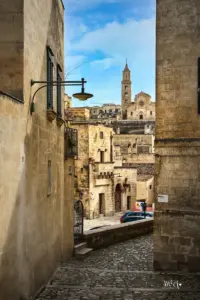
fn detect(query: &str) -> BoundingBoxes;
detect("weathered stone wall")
[84,218,154,250]
[63,157,75,261]
[0,0,24,99]
[71,124,89,204]
[136,176,154,204]
[113,134,154,163]
[89,125,113,162]
[114,167,137,211]
[154,0,200,271]
[0,1,74,299]
[69,108,90,120]
[88,125,114,218]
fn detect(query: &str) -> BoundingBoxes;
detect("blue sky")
[63,0,155,107]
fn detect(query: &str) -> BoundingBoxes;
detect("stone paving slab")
[36,234,200,300]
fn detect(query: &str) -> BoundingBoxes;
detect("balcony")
[94,162,114,174]
[64,127,78,159]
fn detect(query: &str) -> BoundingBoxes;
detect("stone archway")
[115,183,122,212]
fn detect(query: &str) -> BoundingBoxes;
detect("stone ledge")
[83,218,154,250]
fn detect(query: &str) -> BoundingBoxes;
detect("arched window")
[139,114,143,120]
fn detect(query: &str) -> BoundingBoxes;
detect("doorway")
[127,196,131,210]
[115,184,122,212]
[100,151,104,162]
[99,193,105,215]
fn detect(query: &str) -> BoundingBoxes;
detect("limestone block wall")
[71,124,89,205]
[136,177,154,204]
[0,1,73,299]
[89,180,114,219]
[154,0,200,271]
[63,157,75,260]
[0,0,24,99]
[89,125,113,162]
[114,167,137,211]
[69,108,90,120]
[113,134,154,163]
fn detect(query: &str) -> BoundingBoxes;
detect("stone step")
[75,248,93,260]
[73,242,87,255]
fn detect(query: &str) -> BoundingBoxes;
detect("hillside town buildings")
[65,62,156,219]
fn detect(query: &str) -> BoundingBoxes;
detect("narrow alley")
[36,234,200,300]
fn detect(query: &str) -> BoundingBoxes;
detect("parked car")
[120,211,153,223]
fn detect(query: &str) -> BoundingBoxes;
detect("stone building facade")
[113,134,155,164]
[69,108,137,219]
[154,0,200,271]
[0,1,75,299]
[127,92,155,121]
[88,104,121,124]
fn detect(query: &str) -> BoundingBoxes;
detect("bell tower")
[121,60,132,119]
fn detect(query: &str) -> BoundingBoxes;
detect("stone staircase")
[73,242,93,260]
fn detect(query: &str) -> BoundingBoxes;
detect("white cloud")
[72,18,155,64]
[90,58,116,70]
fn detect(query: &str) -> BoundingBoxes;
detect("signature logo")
[164,280,182,289]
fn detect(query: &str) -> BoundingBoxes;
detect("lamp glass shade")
[72,92,93,101]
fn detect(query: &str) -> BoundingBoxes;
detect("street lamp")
[72,78,93,101]
[30,77,93,114]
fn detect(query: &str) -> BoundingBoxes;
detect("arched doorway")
[115,184,122,212]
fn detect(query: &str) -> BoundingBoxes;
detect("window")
[47,160,51,196]
[139,114,143,120]
[100,131,104,139]
[131,112,133,116]
[115,108,118,113]
[100,151,104,162]
[57,65,62,118]
[81,168,83,173]
[47,47,54,110]
[150,111,152,115]
[137,146,149,154]
[125,86,128,90]
[127,196,131,210]
[149,185,152,190]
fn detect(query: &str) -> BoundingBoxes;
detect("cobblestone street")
[36,234,200,300]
